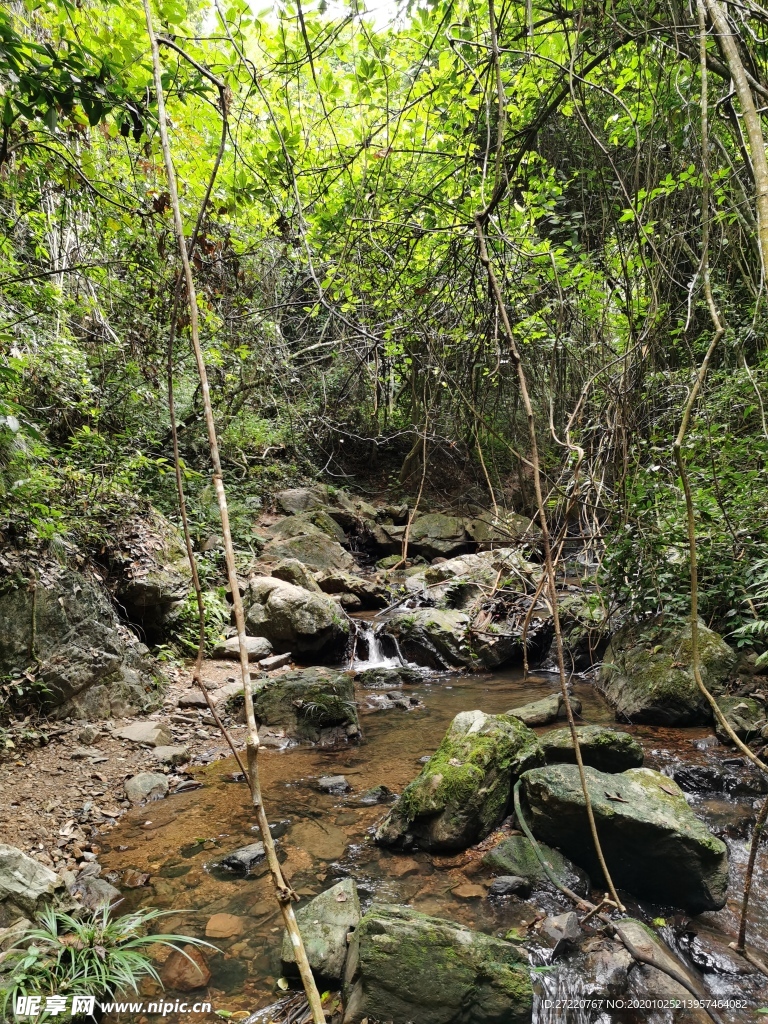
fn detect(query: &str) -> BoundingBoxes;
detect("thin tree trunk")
[140,4,325,1019]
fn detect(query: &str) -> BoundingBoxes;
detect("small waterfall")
[351,621,407,670]
[531,963,592,1024]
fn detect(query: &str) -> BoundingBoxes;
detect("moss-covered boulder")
[244,576,351,656]
[714,695,767,742]
[270,558,323,593]
[508,693,566,726]
[384,607,471,669]
[373,513,472,560]
[482,834,590,897]
[341,904,532,1024]
[540,725,644,773]
[521,764,729,912]
[281,878,361,982]
[557,593,609,672]
[248,667,360,745]
[266,511,348,545]
[375,710,542,851]
[599,619,737,725]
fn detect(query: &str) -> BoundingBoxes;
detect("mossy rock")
[341,903,532,1024]
[521,764,729,913]
[714,695,767,743]
[375,710,543,851]
[249,667,360,744]
[599,619,737,725]
[482,834,590,897]
[244,576,351,655]
[540,725,644,773]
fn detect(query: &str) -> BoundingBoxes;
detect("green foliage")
[172,586,230,656]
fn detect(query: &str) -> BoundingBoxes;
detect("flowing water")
[99,664,768,1024]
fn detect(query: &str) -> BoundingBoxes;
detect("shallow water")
[99,668,768,1022]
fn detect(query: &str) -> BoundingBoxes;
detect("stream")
[99,658,768,1024]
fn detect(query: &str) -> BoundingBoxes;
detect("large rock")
[482,835,590,897]
[342,904,532,1024]
[244,576,351,656]
[408,513,472,559]
[213,635,273,661]
[124,771,169,804]
[0,845,67,925]
[599,619,737,725]
[161,945,211,991]
[384,608,471,669]
[266,511,347,546]
[271,559,323,593]
[465,511,538,548]
[556,593,609,672]
[275,486,334,514]
[114,720,172,746]
[540,725,644,773]
[316,570,390,610]
[521,764,729,912]
[259,531,355,573]
[375,710,542,851]
[508,693,572,727]
[250,667,360,745]
[281,878,361,982]
[0,568,158,717]
[714,696,767,742]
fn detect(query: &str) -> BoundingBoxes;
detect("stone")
[275,486,333,514]
[355,665,423,688]
[177,691,208,708]
[152,745,189,766]
[540,725,644,773]
[452,882,486,899]
[124,772,169,804]
[599,619,737,725]
[70,875,121,911]
[114,721,172,747]
[407,513,472,559]
[259,652,292,671]
[271,559,323,592]
[77,724,100,745]
[318,775,350,794]
[218,842,266,874]
[521,764,729,913]
[0,568,158,717]
[542,911,580,943]
[384,608,472,669]
[205,913,245,939]
[465,511,538,548]
[387,857,421,878]
[556,594,609,672]
[487,875,530,897]
[375,710,542,851]
[161,945,211,991]
[0,844,65,921]
[355,785,396,806]
[244,576,350,656]
[508,693,569,727]
[281,878,361,982]
[260,525,355,573]
[341,904,532,1024]
[213,636,273,661]
[482,835,590,897]
[266,512,347,545]
[714,696,767,742]
[316,570,389,610]
[618,920,704,1003]
[251,668,360,745]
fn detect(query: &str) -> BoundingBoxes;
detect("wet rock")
[271,558,323,592]
[251,668,360,745]
[542,911,580,943]
[521,764,729,913]
[714,695,767,742]
[161,944,211,991]
[213,636,273,661]
[318,775,350,794]
[508,693,571,727]
[672,759,768,796]
[384,607,471,669]
[341,903,532,1024]
[556,593,609,672]
[218,842,266,874]
[618,919,703,1003]
[70,874,121,911]
[355,785,396,806]
[317,570,390,610]
[375,710,542,851]
[487,875,530,897]
[599,619,737,725]
[152,745,189,766]
[244,576,351,656]
[355,665,423,688]
[540,725,644,773]
[124,772,169,804]
[452,882,486,899]
[0,568,158,717]
[678,926,756,975]
[482,835,590,898]
[205,913,245,939]
[281,878,361,982]
[114,720,172,747]
[0,845,68,923]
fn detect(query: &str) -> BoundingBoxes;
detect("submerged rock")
[341,903,532,1024]
[521,764,729,912]
[482,835,590,897]
[250,667,360,745]
[375,710,542,851]
[540,725,644,773]
[599,619,736,725]
[244,576,351,656]
[281,878,361,982]
[161,945,211,991]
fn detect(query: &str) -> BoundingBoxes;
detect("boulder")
[244,576,351,656]
[375,710,542,851]
[275,486,333,514]
[482,835,590,897]
[487,876,530,897]
[714,696,767,742]
[260,532,355,572]
[266,512,347,546]
[355,665,423,688]
[384,608,471,669]
[408,513,472,559]
[556,594,609,672]
[619,920,707,1004]
[70,874,121,911]
[540,725,644,773]
[465,511,537,548]
[281,878,361,982]
[271,559,322,593]
[0,845,67,925]
[0,568,158,717]
[250,667,360,745]
[316,570,390,610]
[161,945,211,991]
[508,693,575,727]
[213,635,273,661]
[124,772,169,804]
[521,764,729,912]
[599,619,737,725]
[114,720,172,747]
[341,904,532,1024]
[153,745,189,766]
